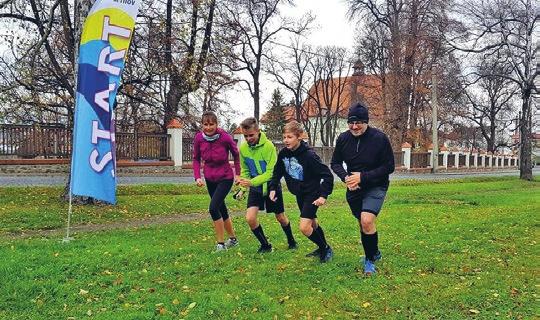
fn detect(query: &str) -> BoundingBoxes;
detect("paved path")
[0,169,536,186]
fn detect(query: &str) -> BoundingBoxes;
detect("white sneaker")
[215,243,227,252]
[224,238,239,248]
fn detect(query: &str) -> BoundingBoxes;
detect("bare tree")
[268,37,313,124]
[305,46,352,146]
[448,0,539,180]
[0,0,239,131]
[461,55,519,152]
[221,0,310,120]
[163,0,216,129]
[0,0,78,124]
[348,0,455,150]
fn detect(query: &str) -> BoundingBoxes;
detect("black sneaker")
[257,244,273,253]
[288,241,298,250]
[319,246,333,263]
[305,247,321,257]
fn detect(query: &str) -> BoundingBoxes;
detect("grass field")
[0,177,539,319]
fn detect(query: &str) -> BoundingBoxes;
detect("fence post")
[167,119,183,167]
[402,142,412,170]
[428,143,437,169]
[453,150,460,168]
[440,146,449,169]
[232,127,244,148]
[472,150,478,168]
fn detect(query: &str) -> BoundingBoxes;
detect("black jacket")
[269,141,334,198]
[330,127,395,188]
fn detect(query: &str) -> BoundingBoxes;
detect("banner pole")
[63,190,75,243]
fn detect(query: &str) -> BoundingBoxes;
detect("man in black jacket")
[269,121,335,262]
[331,102,395,275]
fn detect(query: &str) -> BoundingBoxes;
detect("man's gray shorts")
[346,186,388,219]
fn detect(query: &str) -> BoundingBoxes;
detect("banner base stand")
[62,236,75,243]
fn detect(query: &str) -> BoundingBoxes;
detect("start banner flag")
[70,0,141,204]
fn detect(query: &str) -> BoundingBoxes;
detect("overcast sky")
[226,0,356,119]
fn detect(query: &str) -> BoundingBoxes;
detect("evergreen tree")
[264,88,286,142]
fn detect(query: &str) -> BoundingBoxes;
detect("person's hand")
[269,190,277,202]
[237,178,252,188]
[196,178,204,187]
[312,197,326,206]
[345,172,361,190]
[234,175,241,184]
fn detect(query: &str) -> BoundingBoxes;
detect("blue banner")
[70,0,141,204]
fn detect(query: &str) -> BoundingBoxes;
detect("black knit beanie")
[347,102,369,123]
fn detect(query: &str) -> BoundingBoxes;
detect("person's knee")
[209,201,221,217]
[360,214,376,233]
[275,213,288,225]
[209,207,222,221]
[221,212,230,221]
[245,211,258,227]
[299,221,312,236]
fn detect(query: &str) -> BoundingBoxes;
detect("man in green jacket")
[236,117,297,253]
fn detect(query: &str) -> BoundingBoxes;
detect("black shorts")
[346,186,388,219]
[247,186,285,214]
[295,194,319,219]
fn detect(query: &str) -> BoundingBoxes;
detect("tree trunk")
[519,92,533,180]
[62,0,94,202]
[253,75,260,120]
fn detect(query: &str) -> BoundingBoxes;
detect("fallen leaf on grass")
[362,302,371,308]
[469,309,480,314]
[79,289,89,295]
[279,296,290,304]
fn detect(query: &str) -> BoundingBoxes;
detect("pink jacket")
[192,128,240,182]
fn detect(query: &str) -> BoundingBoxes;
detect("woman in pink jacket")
[193,111,241,251]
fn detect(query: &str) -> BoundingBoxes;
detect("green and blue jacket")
[239,131,277,195]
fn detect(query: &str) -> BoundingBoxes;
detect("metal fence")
[411,152,430,168]
[459,154,466,166]
[116,132,170,160]
[182,134,195,162]
[0,124,170,160]
[394,151,404,167]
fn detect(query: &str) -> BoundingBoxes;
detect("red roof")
[261,74,384,124]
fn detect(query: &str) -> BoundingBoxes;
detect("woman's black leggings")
[206,179,233,221]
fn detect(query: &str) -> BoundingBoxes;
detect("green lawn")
[1,177,539,319]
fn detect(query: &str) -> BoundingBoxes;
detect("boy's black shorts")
[295,193,320,219]
[247,186,285,214]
